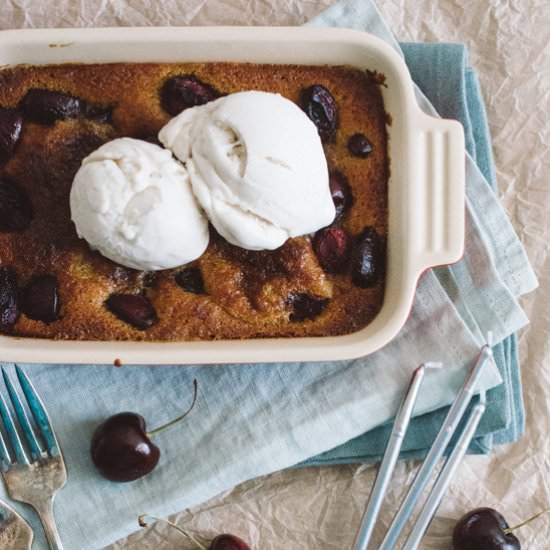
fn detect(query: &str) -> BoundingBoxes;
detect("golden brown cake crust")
[0,62,388,341]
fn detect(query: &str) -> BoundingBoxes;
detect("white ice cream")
[70,138,209,271]
[158,91,335,250]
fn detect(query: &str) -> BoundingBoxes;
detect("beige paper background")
[1,0,548,548]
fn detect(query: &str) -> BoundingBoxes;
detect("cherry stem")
[503,506,550,534]
[146,379,198,437]
[138,514,208,550]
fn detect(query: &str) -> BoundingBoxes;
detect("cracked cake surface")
[0,62,388,341]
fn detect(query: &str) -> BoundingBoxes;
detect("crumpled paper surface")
[1,0,548,548]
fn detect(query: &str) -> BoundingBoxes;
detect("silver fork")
[0,364,67,550]
[0,498,33,549]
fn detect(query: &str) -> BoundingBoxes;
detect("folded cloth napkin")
[303,41,523,465]
[0,1,537,549]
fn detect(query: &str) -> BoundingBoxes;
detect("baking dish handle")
[412,113,465,272]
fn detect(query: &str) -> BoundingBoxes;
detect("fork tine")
[15,365,59,457]
[1,367,42,462]
[0,387,28,465]
[0,426,11,471]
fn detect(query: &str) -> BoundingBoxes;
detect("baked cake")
[0,62,388,341]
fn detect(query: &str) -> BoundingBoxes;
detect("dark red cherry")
[175,267,205,294]
[160,75,219,116]
[20,274,60,323]
[0,267,19,331]
[91,412,159,482]
[19,88,84,125]
[453,508,520,550]
[0,177,33,232]
[329,171,353,220]
[351,226,384,288]
[288,292,329,322]
[92,380,198,482]
[348,133,373,157]
[209,534,251,550]
[312,227,350,273]
[105,294,158,330]
[138,514,252,550]
[299,84,338,142]
[0,108,23,164]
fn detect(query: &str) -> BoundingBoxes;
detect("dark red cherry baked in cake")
[0,62,388,341]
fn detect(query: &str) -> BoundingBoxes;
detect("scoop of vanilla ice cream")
[158,91,335,250]
[70,138,209,271]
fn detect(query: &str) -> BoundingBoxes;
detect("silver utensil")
[0,498,33,550]
[401,393,487,549]
[0,364,66,550]
[352,336,493,549]
[379,341,493,549]
[353,362,441,550]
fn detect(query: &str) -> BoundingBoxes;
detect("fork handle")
[33,498,64,550]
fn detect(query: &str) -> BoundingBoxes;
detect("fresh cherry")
[348,133,373,157]
[91,380,198,482]
[20,274,60,323]
[299,84,338,142]
[0,267,19,331]
[91,412,159,482]
[160,75,219,116]
[209,534,251,550]
[0,107,23,164]
[138,514,252,550]
[454,506,550,550]
[453,508,520,550]
[329,171,353,220]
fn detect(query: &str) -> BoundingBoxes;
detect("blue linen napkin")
[0,1,538,549]
[303,42,523,465]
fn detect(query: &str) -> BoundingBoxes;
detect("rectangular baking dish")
[0,26,464,365]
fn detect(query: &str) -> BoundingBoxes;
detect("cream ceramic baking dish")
[0,26,464,365]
